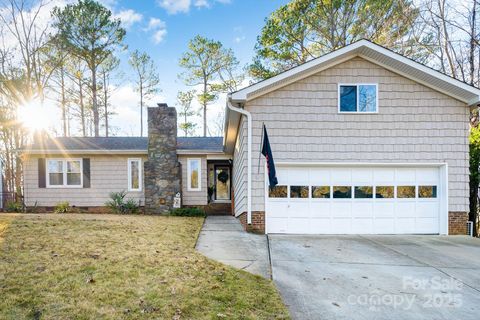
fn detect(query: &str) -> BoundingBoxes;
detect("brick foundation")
[236,211,468,235]
[449,211,468,235]
[238,211,265,234]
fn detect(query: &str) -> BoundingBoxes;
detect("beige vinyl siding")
[24,154,146,207]
[240,57,469,213]
[178,155,207,206]
[232,116,247,216]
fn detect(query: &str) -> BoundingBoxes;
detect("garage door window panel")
[290,186,309,198]
[333,186,352,198]
[269,185,288,198]
[312,186,331,198]
[397,186,416,198]
[418,186,437,198]
[354,186,373,198]
[375,186,394,198]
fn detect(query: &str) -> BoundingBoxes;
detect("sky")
[89,0,289,136]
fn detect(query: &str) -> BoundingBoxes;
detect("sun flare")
[18,99,54,132]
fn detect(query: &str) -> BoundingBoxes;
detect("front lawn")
[0,214,289,319]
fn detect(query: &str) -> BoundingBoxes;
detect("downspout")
[227,99,252,225]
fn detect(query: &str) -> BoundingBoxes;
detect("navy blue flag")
[261,124,278,189]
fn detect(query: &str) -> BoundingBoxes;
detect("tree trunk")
[79,78,86,137]
[91,66,100,137]
[140,83,143,137]
[469,0,477,85]
[439,0,457,78]
[184,111,188,137]
[203,81,207,137]
[61,67,67,136]
[14,132,22,198]
[103,71,108,137]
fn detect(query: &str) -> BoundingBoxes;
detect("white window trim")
[46,158,83,188]
[127,158,142,192]
[338,83,379,114]
[187,158,202,191]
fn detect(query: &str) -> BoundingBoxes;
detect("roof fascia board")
[176,150,225,155]
[357,54,472,104]
[468,97,480,106]
[24,149,225,155]
[231,40,480,104]
[360,42,480,98]
[240,55,355,102]
[231,40,365,101]
[22,149,148,155]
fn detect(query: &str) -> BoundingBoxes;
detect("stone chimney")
[144,103,181,214]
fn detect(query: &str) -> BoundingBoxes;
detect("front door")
[215,166,231,201]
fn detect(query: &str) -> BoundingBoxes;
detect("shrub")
[170,207,205,217]
[123,199,139,214]
[105,191,139,214]
[5,201,23,213]
[27,201,39,213]
[54,201,70,213]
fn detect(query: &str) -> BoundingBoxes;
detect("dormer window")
[338,84,378,113]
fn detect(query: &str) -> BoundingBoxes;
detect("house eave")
[230,39,480,105]
[20,149,148,155]
[22,149,228,156]
[176,150,226,155]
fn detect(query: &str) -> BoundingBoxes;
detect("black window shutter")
[38,158,46,188]
[83,158,90,188]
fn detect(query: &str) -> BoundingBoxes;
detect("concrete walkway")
[195,216,270,278]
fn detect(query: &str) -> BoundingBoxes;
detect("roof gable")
[230,40,480,106]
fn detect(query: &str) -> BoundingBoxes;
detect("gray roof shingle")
[23,136,224,152]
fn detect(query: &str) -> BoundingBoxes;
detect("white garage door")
[265,166,443,234]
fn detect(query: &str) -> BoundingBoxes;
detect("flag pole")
[257,122,265,174]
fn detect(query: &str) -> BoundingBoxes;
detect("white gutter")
[21,149,148,155]
[227,99,252,224]
[22,149,227,156]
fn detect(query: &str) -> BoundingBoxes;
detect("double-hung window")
[187,158,201,191]
[128,158,142,191]
[47,159,82,187]
[339,84,378,113]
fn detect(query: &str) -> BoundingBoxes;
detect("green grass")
[0,214,289,319]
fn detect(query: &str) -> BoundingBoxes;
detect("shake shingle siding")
[233,116,247,216]
[240,57,469,213]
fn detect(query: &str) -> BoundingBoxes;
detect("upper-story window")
[339,84,378,113]
[187,158,201,191]
[47,159,82,187]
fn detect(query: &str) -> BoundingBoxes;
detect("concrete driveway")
[269,235,480,320]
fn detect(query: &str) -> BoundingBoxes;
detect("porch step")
[204,202,232,216]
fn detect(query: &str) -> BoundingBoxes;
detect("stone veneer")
[144,104,181,214]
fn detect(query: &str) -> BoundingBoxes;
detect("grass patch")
[0,214,289,319]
